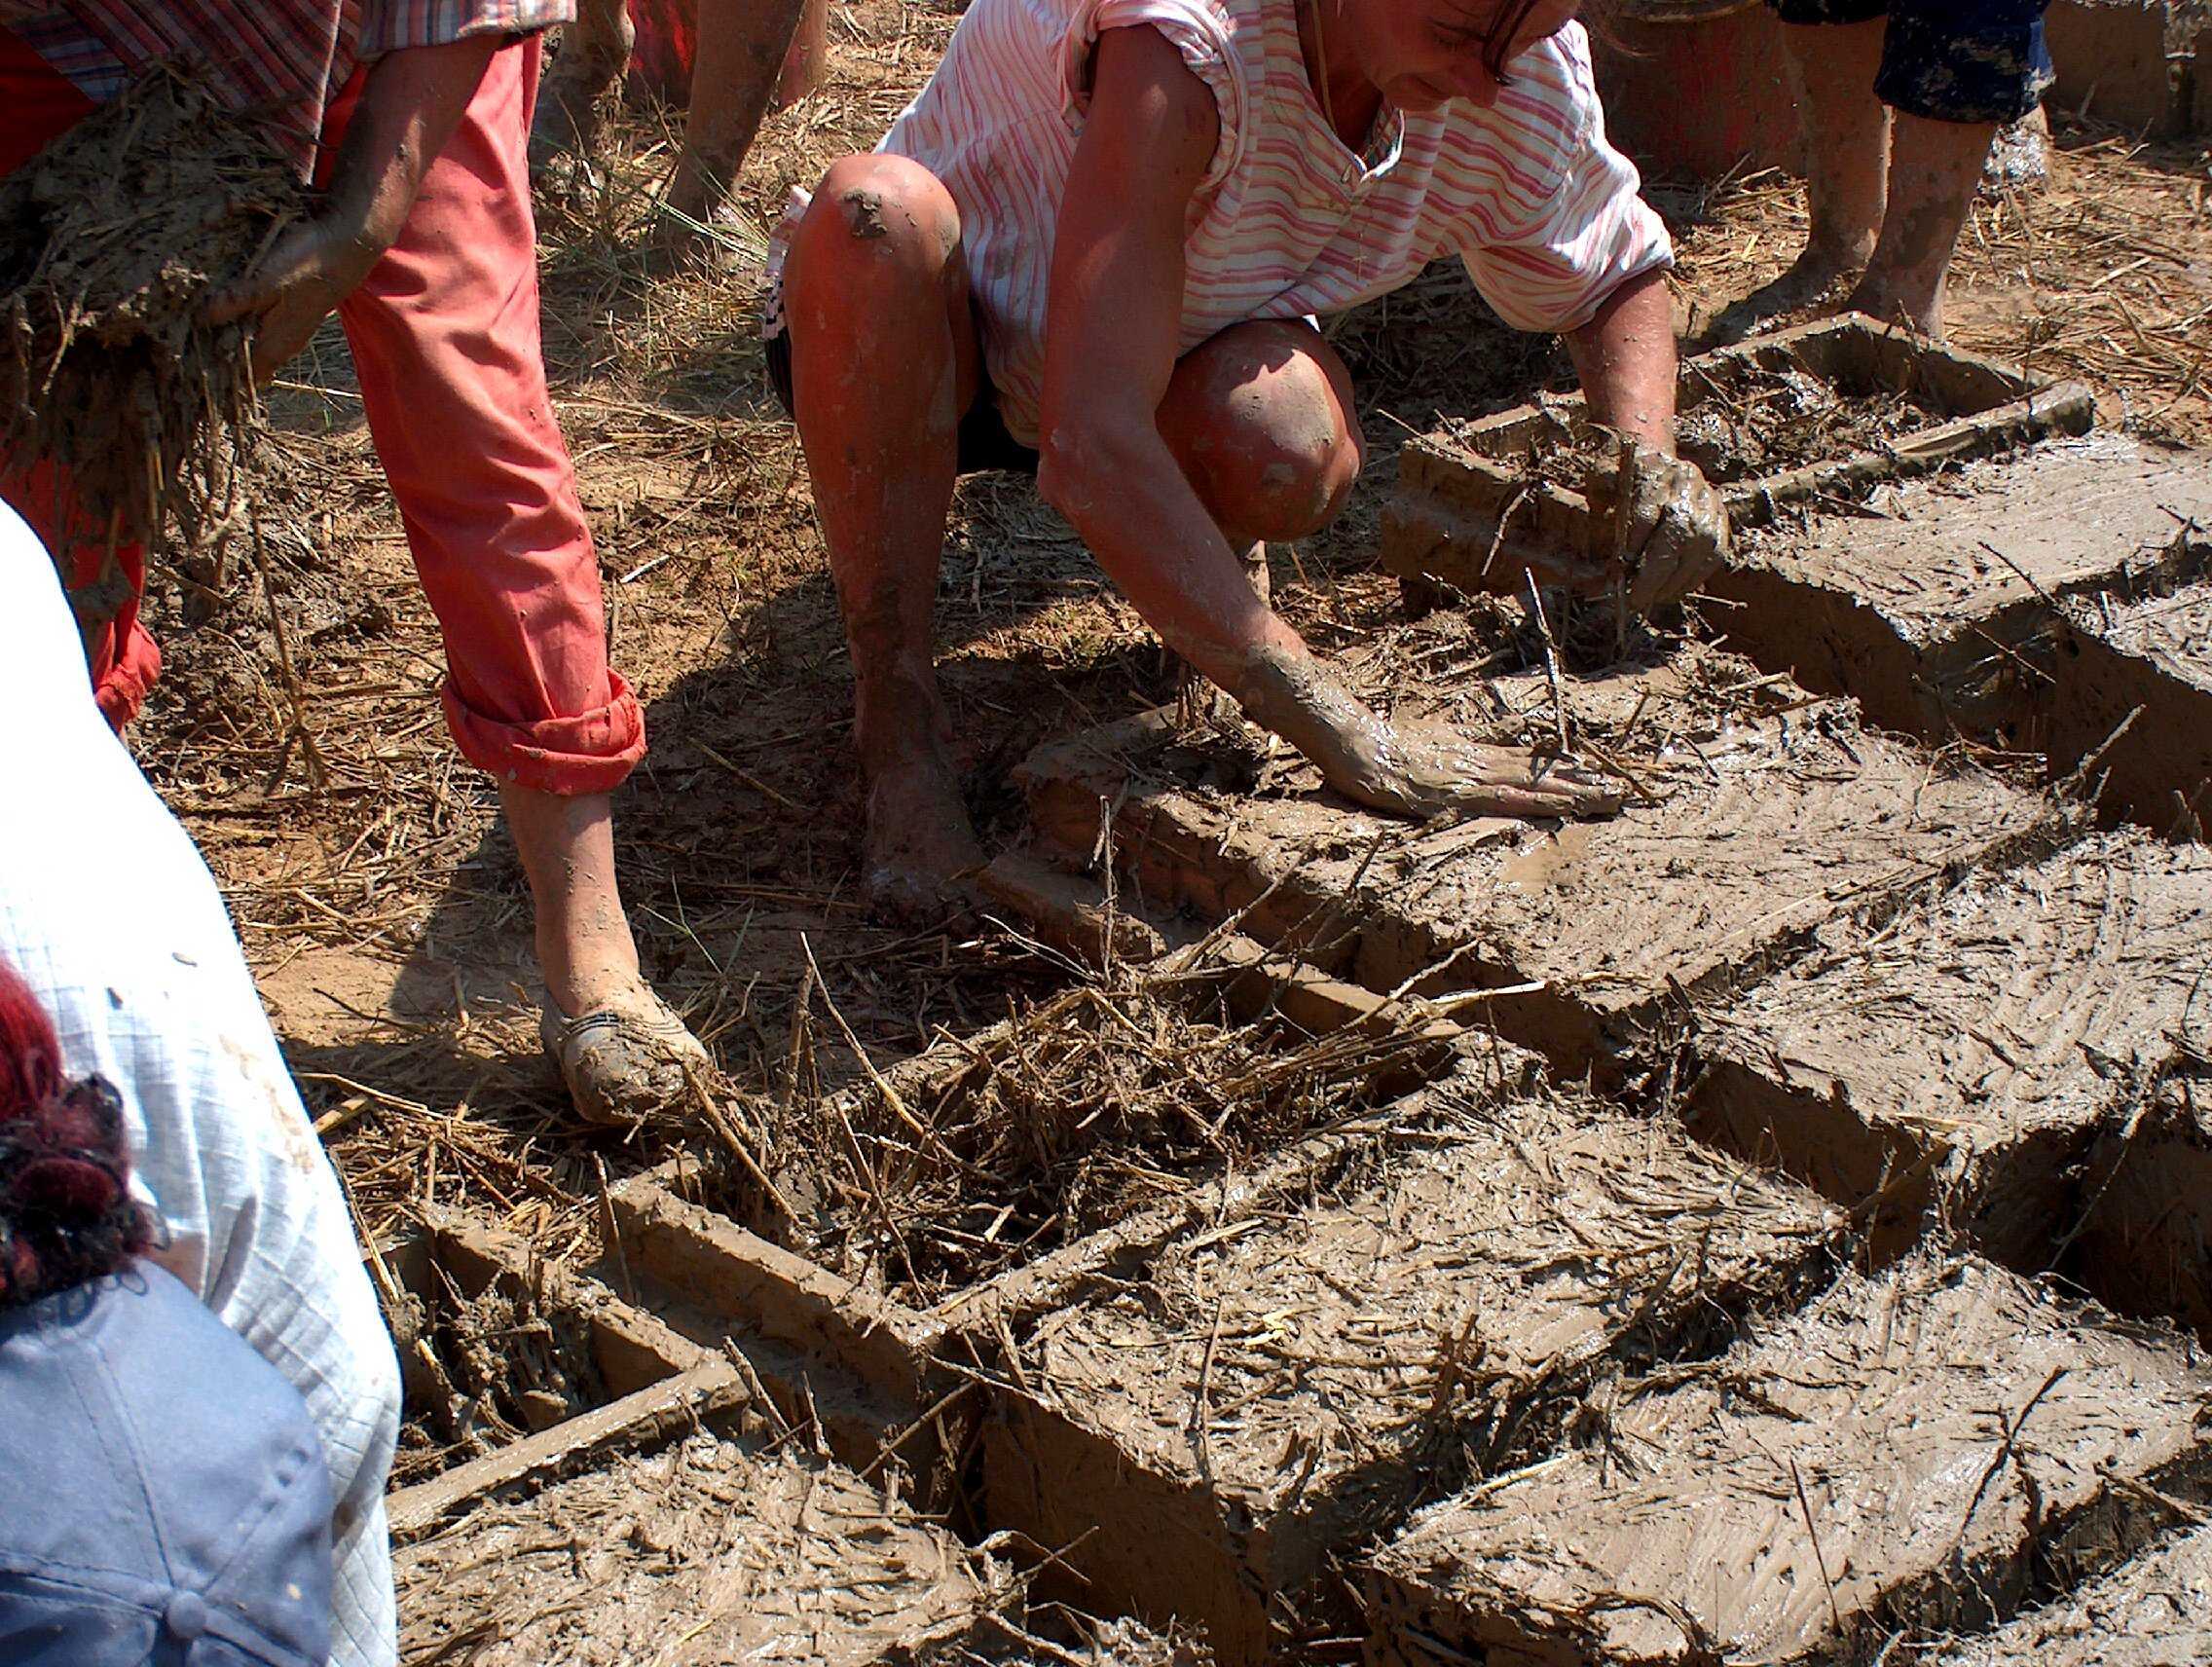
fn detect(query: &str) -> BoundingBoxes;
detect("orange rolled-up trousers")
[0,25,645,795]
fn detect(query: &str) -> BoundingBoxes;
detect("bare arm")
[205,36,498,377]
[1037,28,1617,819]
[1563,266,1677,451]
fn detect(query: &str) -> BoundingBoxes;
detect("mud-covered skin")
[1228,644,1621,821]
[1585,434,1731,613]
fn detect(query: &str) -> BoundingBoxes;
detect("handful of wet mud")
[0,65,308,602]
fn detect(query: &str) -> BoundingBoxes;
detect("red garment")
[12,0,575,177]
[0,26,645,794]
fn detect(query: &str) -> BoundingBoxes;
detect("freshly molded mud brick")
[1685,832,2212,1265]
[1927,1523,2212,1666]
[1715,435,2212,745]
[980,1083,1842,1664]
[1018,648,2051,1074]
[2050,578,2212,832]
[1363,1253,2212,1667]
[1382,316,2091,600]
[395,1431,1011,1666]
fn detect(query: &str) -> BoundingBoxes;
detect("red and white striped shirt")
[772,0,1670,447]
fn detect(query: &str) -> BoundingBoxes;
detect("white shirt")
[0,501,400,1667]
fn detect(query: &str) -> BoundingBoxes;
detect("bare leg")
[1711,19,1887,340]
[775,0,829,108]
[500,784,644,1008]
[532,0,633,166]
[663,0,812,243]
[1846,110,1996,337]
[783,154,983,914]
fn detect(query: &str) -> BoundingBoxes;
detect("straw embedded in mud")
[0,64,306,601]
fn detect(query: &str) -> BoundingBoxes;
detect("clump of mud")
[388,1259,605,1484]
[0,65,307,590]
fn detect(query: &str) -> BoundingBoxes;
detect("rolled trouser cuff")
[443,666,646,796]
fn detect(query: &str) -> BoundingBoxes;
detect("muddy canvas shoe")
[540,984,712,1128]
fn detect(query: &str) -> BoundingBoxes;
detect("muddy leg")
[662,0,811,252]
[1847,110,1995,337]
[1710,19,1887,341]
[784,154,983,915]
[533,0,633,167]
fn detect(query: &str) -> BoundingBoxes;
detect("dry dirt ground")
[123,0,2212,1271]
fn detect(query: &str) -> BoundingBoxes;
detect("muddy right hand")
[1328,716,1622,822]
[1585,435,1730,613]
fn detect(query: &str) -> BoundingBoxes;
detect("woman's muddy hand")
[1332,716,1622,820]
[1586,435,1730,613]
[1228,643,1621,823]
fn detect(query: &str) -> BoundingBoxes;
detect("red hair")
[0,958,149,1307]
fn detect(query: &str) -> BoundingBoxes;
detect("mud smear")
[1368,1252,2212,1667]
[0,66,306,578]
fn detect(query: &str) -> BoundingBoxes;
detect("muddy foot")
[541,982,712,1128]
[529,12,631,181]
[862,754,985,920]
[1700,248,1859,349]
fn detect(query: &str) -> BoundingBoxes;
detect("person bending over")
[770,0,1728,913]
[0,958,337,1667]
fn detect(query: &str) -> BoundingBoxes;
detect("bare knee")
[789,154,960,288]
[1160,322,1365,543]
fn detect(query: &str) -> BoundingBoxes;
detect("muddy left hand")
[1586,436,1730,614]
[203,212,387,384]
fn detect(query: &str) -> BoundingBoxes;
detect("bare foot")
[861,751,985,917]
[1701,245,1862,348]
[1842,272,1941,338]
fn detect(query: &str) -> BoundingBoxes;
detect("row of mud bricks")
[384,318,2211,1665]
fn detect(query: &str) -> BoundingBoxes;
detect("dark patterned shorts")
[1764,0,2053,125]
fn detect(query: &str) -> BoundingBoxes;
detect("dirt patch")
[0,66,303,572]
[1364,1251,2212,1667]
[393,1431,1009,1665]
[1717,433,2212,746]
[1926,1521,2212,1666]
[1018,630,2052,1075]
[2050,576,2212,834]
[982,1076,1841,1663]
[1684,830,2212,1268]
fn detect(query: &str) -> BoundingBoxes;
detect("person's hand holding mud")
[1582,432,1731,614]
[204,37,498,380]
[1229,643,1620,821]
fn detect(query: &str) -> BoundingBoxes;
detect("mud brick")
[1929,1523,2212,1666]
[1363,1253,2212,1667]
[395,1431,1013,1666]
[979,1081,1843,1664]
[2049,578,2212,832]
[1684,832,2212,1268]
[1018,646,2051,1075]
[1715,435,2212,746]
[1381,316,2090,602]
